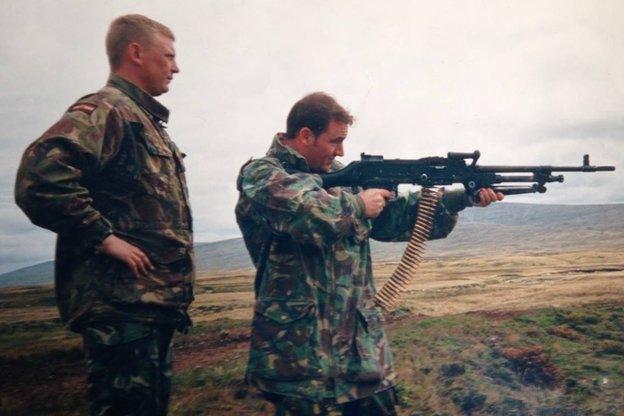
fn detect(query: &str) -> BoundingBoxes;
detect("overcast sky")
[1,0,622,273]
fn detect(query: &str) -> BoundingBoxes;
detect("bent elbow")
[429,213,458,240]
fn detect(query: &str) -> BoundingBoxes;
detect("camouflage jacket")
[235,134,467,403]
[15,74,194,332]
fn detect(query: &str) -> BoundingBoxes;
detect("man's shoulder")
[68,85,136,117]
[59,89,118,125]
[239,155,283,178]
[236,155,303,197]
[38,88,132,143]
[54,84,145,130]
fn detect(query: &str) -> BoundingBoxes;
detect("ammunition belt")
[375,187,441,311]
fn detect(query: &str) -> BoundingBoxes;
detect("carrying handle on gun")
[448,150,480,166]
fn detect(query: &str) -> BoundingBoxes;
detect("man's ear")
[299,127,315,146]
[126,42,143,66]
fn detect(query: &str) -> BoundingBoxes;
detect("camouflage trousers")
[81,321,175,416]
[264,388,397,416]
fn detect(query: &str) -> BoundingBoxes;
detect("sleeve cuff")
[346,192,371,242]
[351,193,367,219]
[81,216,113,247]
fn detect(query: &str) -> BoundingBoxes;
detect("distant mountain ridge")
[2,203,623,287]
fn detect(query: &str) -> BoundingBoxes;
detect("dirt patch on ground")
[502,346,562,388]
[173,327,251,371]
[0,329,253,415]
[0,352,87,414]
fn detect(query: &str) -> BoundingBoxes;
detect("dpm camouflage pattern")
[235,135,467,403]
[82,321,175,416]
[15,74,194,331]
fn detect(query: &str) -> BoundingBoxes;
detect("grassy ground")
[1,249,623,415]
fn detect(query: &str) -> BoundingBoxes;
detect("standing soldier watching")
[15,14,193,415]
[235,92,502,415]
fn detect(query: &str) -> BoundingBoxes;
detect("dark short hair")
[285,92,354,138]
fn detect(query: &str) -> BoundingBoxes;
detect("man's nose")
[335,143,344,157]
[172,60,180,74]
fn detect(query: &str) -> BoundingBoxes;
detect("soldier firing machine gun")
[317,151,615,311]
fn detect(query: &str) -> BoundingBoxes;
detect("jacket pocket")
[129,122,179,200]
[130,121,173,158]
[99,247,193,307]
[344,307,390,382]
[248,299,321,381]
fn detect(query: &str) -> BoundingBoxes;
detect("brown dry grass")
[190,248,624,321]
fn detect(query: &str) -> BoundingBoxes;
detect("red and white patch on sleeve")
[69,103,97,115]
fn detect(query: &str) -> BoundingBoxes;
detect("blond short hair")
[106,14,174,70]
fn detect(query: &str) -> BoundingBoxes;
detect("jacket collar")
[266,133,344,173]
[266,133,312,172]
[107,73,170,123]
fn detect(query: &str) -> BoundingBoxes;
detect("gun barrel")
[496,174,564,183]
[545,166,614,172]
[477,165,615,173]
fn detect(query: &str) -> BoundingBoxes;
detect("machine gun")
[318,151,615,311]
[319,150,615,198]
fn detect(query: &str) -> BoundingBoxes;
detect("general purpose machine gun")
[319,150,615,198]
[317,151,615,311]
